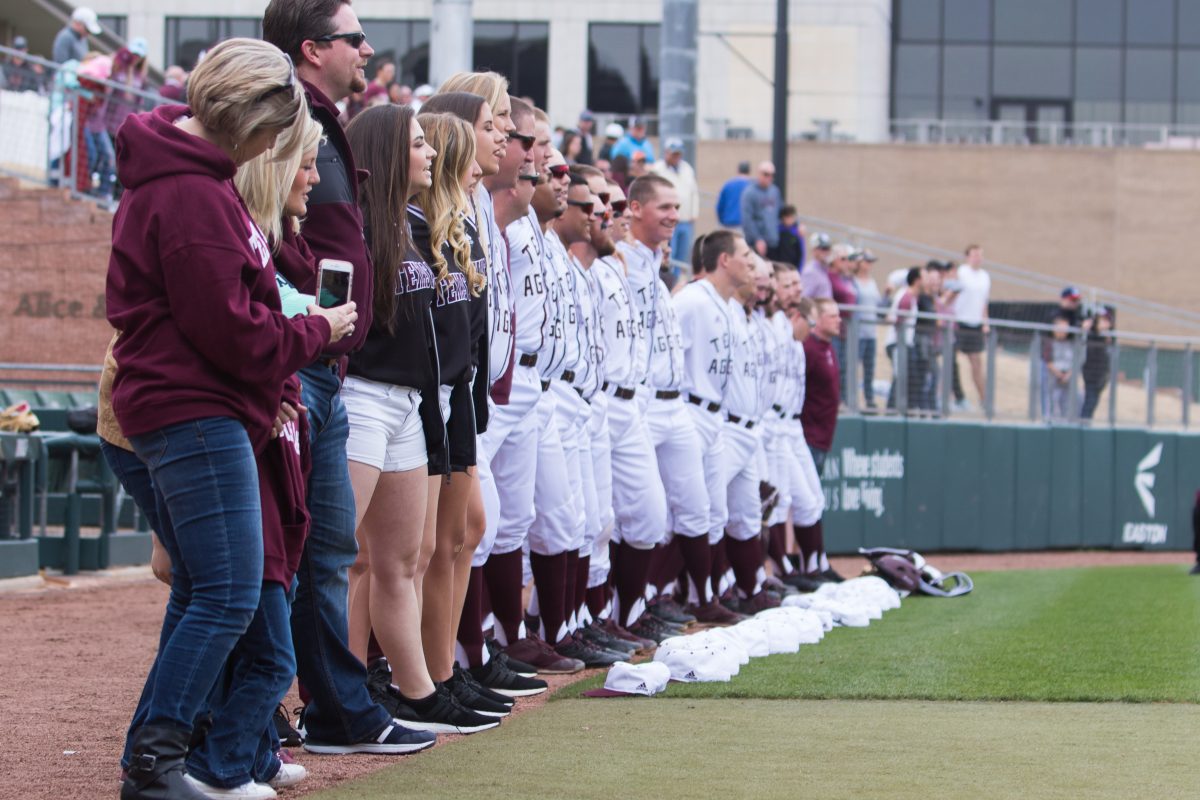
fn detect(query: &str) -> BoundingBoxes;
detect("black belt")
[519,352,538,368]
[574,385,591,404]
[772,403,783,413]
[726,414,756,430]
[687,393,721,413]
[541,380,551,392]
[603,381,636,401]
[560,369,576,383]
[655,390,680,400]
[791,413,802,420]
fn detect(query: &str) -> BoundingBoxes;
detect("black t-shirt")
[409,205,473,387]
[345,226,439,392]
[464,216,491,434]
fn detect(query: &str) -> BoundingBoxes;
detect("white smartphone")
[316,259,353,308]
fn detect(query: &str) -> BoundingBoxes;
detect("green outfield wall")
[819,418,1194,553]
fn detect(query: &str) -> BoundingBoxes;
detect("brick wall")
[0,179,113,368]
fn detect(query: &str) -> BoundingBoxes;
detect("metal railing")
[890,118,1200,149]
[0,44,168,205]
[836,303,1200,430]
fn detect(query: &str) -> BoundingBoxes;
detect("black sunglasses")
[547,164,570,179]
[567,199,594,215]
[609,200,627,215]
[315,31,367,48]
[256,53,295,102]
[508,132,535,151]
[598,192,611,205]
[518,172,539,184]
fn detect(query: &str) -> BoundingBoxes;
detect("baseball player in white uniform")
[591,183,671,640]
[672,229,753,624]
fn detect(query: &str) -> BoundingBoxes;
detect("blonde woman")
[407,110,514,718]
[108,39,356,800]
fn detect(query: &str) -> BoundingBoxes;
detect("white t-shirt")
[953,264,990,326]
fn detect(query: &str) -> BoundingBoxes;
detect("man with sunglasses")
[481,139,583,675]
[542,173,631,663]
[263,0,436,755]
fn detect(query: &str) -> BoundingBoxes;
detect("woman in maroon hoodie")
[107,39,356,800]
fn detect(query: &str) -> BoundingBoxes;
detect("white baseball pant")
[722,422,762,542]
[606,389,668,548]
[786,418,825,527]
[550,379,590,554]
[586,392,615,589]
[475,365,540,566]
[645,396,709,539]
[683,403,728,545]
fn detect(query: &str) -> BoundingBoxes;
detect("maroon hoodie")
[259,376,311,586]
[106,105,331,454]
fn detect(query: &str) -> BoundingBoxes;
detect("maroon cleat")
[502,636,585,674]
[688,600,747,626]
[599,618,656,651]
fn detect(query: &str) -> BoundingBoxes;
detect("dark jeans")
[85,129,114,196]
[292,363,390,743]
[809,446,827,477]
[123,418,263,743]
[1081,381,1106,420]
[101,440,161,534]
[859,337,877,406]
[189,582,293,788]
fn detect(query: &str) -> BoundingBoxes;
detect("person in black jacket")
[767,204,805,268]
[1080,309,1112,420]
[343,104,498,736]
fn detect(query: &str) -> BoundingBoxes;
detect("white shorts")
[342,376,426,472]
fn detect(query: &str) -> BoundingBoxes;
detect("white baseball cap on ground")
[655,647,734,683]
[72,7,102,35]
[583,661,672,698]
[763,618,803,654]
[728,620,771,658]
[756,607,826,644]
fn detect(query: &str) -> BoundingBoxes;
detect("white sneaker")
[267,763,307,790]
[185,774,278,799]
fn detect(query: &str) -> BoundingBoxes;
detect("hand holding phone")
[308,301,358,344]
[316,259,353,308]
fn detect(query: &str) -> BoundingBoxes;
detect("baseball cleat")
[503,636,585,674]
[468,657,548,698]
[647,595,697,625]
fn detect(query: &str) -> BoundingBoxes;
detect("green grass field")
[308,565,1200,800]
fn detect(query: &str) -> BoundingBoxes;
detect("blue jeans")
[670,220,694,266]
[101,440,161,534]
[859,337,877,406]
[292,363,390,743]
[85,129,114,196]
[189,583,294,788]
[123,418,263,743]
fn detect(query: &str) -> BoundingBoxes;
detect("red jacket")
[106,105,330,453]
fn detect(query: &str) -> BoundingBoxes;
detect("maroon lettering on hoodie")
[106,105,332,454]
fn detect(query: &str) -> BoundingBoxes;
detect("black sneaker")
[780,572,825,592]
[273,704,303,748]
[647,595,697,625]
[820,568,846,583]
[469,656,548,698]
[629,615,684,643]
[486,638,537,677]
[578,623,638,655]
[445,666,512,717]
[366,658,414,720]
[455,664,514,707]
[396,684,501,735]
[302,720,437,755]
[554,632,625,667]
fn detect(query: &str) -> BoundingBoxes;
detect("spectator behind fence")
[159,65,187,101]
[716,160,751,228]
[1081,308,1113,420]
[105,39,151,147]
[598,122,622,162]
[611,116,655,164]
[767,204,805,268]
[53,6,101,63]
[852,249,882,409]
[651,137,699,265]
[741,161,781,258]
[801,297,842,475]
[575,109,596,164]
[828,244,859,396]
[799,232,833,299]
[1043,315,1075,420]
[948,244,990,411]
[77,54,115,201]
[3,36,47,94]
[886,267,921,410]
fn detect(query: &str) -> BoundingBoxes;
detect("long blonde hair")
[437,71,509,115]
[414,112,483,295]
[235,107,322,249]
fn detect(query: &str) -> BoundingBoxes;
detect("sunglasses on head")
[256,53,295,102]
[508,132,535,151]
[609,200,627,215]
[518,172,539,184]
[547,164,569,179]
[315,31,367,48]
[567,199,594,215]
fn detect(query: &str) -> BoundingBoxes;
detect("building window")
[362,20,430,90]
[891,0,1200,126]
[98,15,127,41]
[473,22,549,110]
[587,23,660,115]
[164,17,260,70]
